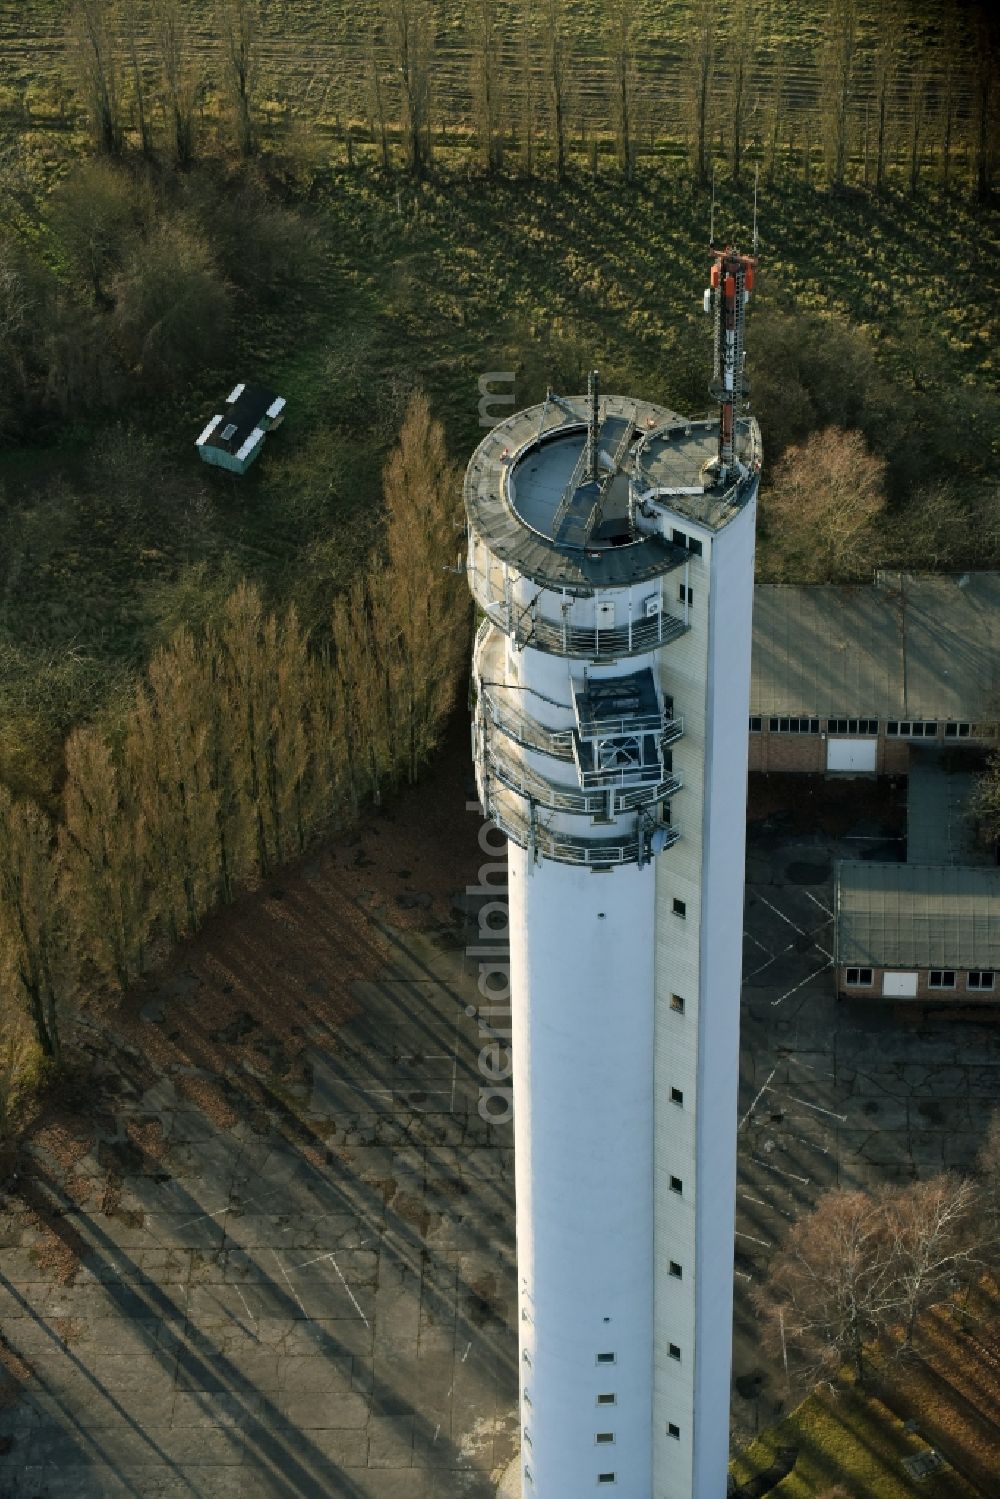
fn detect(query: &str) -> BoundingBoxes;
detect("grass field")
[730,1283,1000,1497]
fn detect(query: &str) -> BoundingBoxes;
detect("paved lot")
[0,878,518,1499]
[732,805,1000,1440]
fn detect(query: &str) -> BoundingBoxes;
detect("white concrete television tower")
[467,245,760,1498]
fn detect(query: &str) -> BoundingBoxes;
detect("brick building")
[750,571,1000,774]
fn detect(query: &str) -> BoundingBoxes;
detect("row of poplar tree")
[69,1,998,198]
[0,394,467,1108]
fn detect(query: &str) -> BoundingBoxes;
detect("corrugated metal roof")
[752,572,1000,721]
[836,860,1000,968]
[906,750,988,867]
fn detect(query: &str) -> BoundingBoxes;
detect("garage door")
[883,971,918,998]
[827,738,877,773]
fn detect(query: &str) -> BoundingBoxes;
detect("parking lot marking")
[736,1230,772,1248]
[771,959,833,1007]
[751,1157,811,1186]
[328,1253,370,1327]
[744,930,773,956]
[804,890,834,918]
[272,1250,311,1320]
[788,1095,848,1123]
[738,1067,777,1130]
[755,893,807,936]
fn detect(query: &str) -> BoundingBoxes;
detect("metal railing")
[483,731,677,816]
[482,781,680,868]
[472,580,689,659]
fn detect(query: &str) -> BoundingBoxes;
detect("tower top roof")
[465,392,759,595]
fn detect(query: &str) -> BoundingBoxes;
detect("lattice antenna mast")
[705,231,756,480]
[586,368,600,483]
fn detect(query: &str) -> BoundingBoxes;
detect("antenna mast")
[704,217,757,481]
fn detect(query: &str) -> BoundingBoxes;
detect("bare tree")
[906,57,931,194]
[937,2,965,189]
[972,9,998,202]
[760,427,887,583]
[762,41,786,183]
[152,0,200,167]
[727,0,757,184]
[969,751,1000,854]
[606,0,635,180]
[384,0,434,176]
[469,0,504,173]
[871,2,904,193]
[975,1107,1000,1266]
[67,0,123,156]
[382,391,466,782]
[542,0,568,179]
[881,1175,980,1350]
[517,6,537,175]
[0,786,73,1061]
[819,0,856,189]
[366,20,392,170]
[120,0,153,156]
[218,0,262,156]
[753,1188,897,1384]
[60,726,153,991]
[686,0,715,184]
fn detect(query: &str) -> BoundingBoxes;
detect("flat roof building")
[750,571,1000,775]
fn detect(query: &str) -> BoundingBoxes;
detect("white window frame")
[928,970,956,990]
[845,966,874,987]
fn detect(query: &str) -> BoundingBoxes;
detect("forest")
[0,0,998,1122]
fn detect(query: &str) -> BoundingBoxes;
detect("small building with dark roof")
[834,750,999,1005]
[196,382,286,475]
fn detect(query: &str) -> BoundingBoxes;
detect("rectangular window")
[945,722,972,738]
[968,971,995,990]
[672,898,686,918]
[670,1087,684,1106]
[596,1353,616,1365]
[670,1176,683,1194]
[669,1261,683,1279]
[887,721,938,738]
[749,716,762,732]
[669,1343,681,1361]
[687,536,703,557]
[678,584,694,606]
[597,1394,617,1406]
[769,717,820,734]
[845,967,874,987]
[668,1423,680,1439]
[598,1476,616,1486]
[595,1433,615,1444]
[671,528,686,548]
[670,994,685,1014]
[929,970,956,989]
[827,718,878,735]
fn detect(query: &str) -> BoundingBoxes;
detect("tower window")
[595,1432,615,1444]
[678,584,694,606]
[669,1343,681,1361]
[670,1087,683,1106]
[597,1393,617,1406]
[670,993,685,1014]
[668,1423,680,1439]
[669,1261,683,1279]
[749,716,762,732]
[670,1176,683,1194]
[597,1477,616,1486]
[672,898,686,918]
[596,1352,616,1365]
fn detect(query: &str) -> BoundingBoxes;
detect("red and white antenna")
[703,178,757,480]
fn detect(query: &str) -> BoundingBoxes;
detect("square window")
[668,1423,680,1439]
[597,1393,617,1406]
[688,537,703,557]
[596,1352,616,1365]
[929,970,956,989]
[669,1343,681,1360]
[670,993,685,1014]
[888,721,899,735]
[670,1087,684,1106]
[670,1176,683,1194]
[845,967,873,987]
[749,716,762,732]
[768,717,780,732]
[672,898,686,918]
[669,1261,683,1279]
[595,1432,615,1444]
[671,528,686,547]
